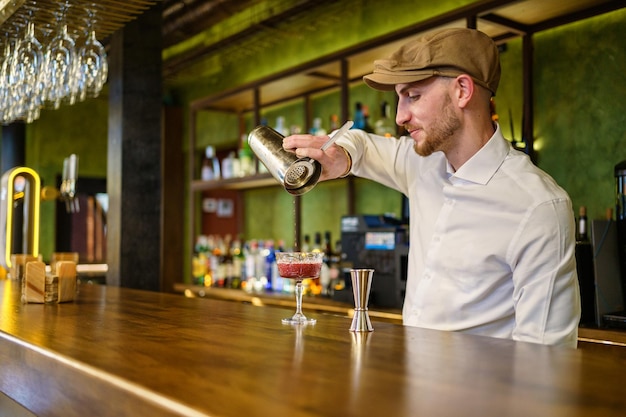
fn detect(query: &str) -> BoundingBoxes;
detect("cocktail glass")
[276,251,323,325]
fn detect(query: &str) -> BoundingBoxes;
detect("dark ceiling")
[161,0,343,78]
[162,0,258,49]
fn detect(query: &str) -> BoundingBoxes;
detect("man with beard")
[283,28,581,348]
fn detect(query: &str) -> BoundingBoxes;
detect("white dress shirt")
[337,123,581,347]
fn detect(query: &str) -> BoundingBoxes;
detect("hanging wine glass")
[43,1,76,109]
[0,39,14,123]
[2,30,21,124]
[78,30,107,101]
[14,21,44,123]
[77,4,107,101]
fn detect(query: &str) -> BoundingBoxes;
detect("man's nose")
[395,103,409,126]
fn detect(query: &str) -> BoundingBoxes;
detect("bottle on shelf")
[201,146,221,181]
[302,234,311,252]
[353,102,366,130]
[321,231,333,296]
[238,135,256,177]
[578,206,588,242]
[333,239,345,291]
[309,117,327,136]
[231,238,244,289]
[274,116,289,136]
[221,151,237,179]
[222,234,234,288]
[264,240,276,292]
[255,240,268,291]
[271,240,284,292]
[200,159,212,182]
[212,236,226,287]
[329,114,339,132]
[362,104,375,133]
[193,235,212,286]
[244,240,259,292]
[308,232,323,295]
[375,101,396,137]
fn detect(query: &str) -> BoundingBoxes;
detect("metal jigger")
[349,269,374,332]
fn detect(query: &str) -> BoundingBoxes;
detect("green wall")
[533,11,626,219]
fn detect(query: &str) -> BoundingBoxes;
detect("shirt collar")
[448,123,510,185]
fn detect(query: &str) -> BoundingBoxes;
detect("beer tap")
[60,154,79,213]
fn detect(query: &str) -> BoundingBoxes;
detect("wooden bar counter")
[1,280,625,417]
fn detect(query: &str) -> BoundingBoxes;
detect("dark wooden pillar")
[1,123,27,254]
[1,123,26,174]
[107,4,163,290]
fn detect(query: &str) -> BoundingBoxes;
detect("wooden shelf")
[191,173,278,191]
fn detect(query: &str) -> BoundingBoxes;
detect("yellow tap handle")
[41,186,60,201]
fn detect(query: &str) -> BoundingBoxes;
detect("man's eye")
[408,95,420,101]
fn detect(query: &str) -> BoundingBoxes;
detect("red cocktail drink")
[275,252,324,325]
[277,261,321,279]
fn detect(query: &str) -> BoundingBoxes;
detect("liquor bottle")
[200,159,212,181]
[274,116,289,136]
[375,101,395,137]
[271,240,283,292]
[238,136,255,177]
[212,236,226,288]
[353,102,366,130]
[221,151,237,179]
[578,206,588,242]
[309,117,327,136]
[321,231,333,296]
[222,234,234,288]
[193,235,211,286]
[255,240,268,292]
[333,239,345,291]
[231,238,244,289]
[362,105,375,133]
[244,240,258,293]
[201,146,221,181]
[329,114,339,131]
[310,232,323,294]
[302,234,311,252]
[264,240,276,292]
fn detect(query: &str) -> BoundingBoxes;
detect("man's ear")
[454,74,474,108]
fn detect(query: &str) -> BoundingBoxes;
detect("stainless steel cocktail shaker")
[248,126,322,196]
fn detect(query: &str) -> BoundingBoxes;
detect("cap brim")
[363,71,436,91]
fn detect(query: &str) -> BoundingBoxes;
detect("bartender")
[283,28,581,348]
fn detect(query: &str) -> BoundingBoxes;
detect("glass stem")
[295,279,304,316]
